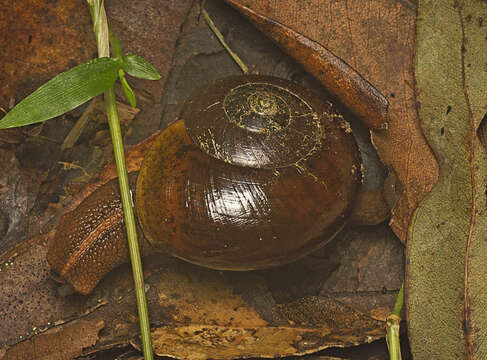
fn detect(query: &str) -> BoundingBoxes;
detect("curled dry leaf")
[408,0,487,358]
[149,303,380,359]
[224,0,439,242]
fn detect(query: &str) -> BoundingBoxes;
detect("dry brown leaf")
[149,320,374,360]
[2,319,104,360]
[225,0,439,242]
[224,0,388,131]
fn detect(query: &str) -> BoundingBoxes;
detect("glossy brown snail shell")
[47,75,362,294]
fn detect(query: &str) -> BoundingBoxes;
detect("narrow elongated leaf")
[122,54,161,80]
[408,0,487,359]
[0,57,121,129]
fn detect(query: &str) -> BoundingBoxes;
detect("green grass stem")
[386,282,404,360]
[88,1,154,359]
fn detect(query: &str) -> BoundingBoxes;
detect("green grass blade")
[122,54,161,80]
[0,57,121,129]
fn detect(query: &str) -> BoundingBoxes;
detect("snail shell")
[137,75,361,269]
[48,75,361,294]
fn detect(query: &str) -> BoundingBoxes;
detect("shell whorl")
[183,76,325,169]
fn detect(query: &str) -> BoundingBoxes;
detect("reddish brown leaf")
[224,0,388,131]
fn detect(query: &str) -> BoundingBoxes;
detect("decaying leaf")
[408,0,487,358]
[225,0,439,243]
[149,310,377,359]
[0,229,387,359]
[2,319,104,360]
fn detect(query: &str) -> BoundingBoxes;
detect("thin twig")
[58,161,90,177]
[61,98,100,151]
[201,0,248,74]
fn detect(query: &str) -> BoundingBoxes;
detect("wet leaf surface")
[225,0,439,243]
[408,0,487,358]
